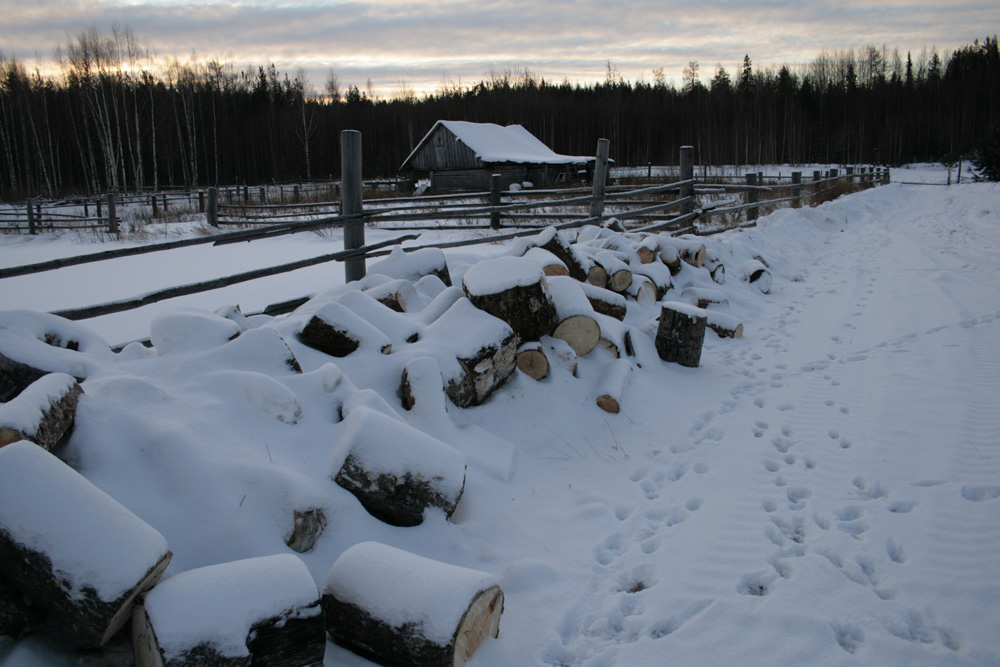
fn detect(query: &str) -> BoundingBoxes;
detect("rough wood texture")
[680,287,729,309]
[0,575,46,639]
[537,228,589,281]
[585,264,608,288]
[580,283,627,321]
[516,343,549,380]
[464,278,556,342]
[444,329,519,409]
[285,508,328,553]
[323,585,502,667]
[705,312,744,339]
[655,303,708,368]
[298,304,392,357]
[0,375,83,450]
[0,352,49,403]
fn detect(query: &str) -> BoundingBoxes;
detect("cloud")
[2,0,996,95]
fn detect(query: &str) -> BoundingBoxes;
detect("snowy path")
[454,183,1000,667]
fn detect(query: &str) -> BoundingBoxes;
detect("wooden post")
[162,193,168,211]
[198,190,205,213]
[791,171,802,207]
[829,168,839,178]
[84,201,89,217]
[490,173,502,230]
[590,138,610,220]
[107,193,118,235]
[679,146,694,217]
[260,186,266,203]
[846,166,855,183]
[150,195,158,217]
[207,187,219,227]
[745,172,759,223]
[26,198,36,234]
[294,185,300,202]
[243,185,249,202]
[813,170,821,182]
[647,162,652,179]
[96,197,103,219]
[342,129,366,283]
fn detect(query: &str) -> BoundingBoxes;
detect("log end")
[596,394,620,414]
[453,585,504,667]
[516,348,549,381]
[552,315,600,358]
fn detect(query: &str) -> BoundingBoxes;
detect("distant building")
[399,120,595,191]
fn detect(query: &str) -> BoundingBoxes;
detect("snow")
[404,121,594,167]
[1,167,999,666]
[462,255,545,296]
[0,441,169,603]
[0,372,77,434]
[324,541,497,646]
[142,553,320,660]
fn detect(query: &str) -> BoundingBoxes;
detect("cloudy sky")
[2,0,996,97]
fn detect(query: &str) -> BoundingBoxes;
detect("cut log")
[657,244,682,275]
[545,276,601,357]
[0,351,49,404]
[625,274,657,304]
[368,246,452,286]
[657,236,706,267]
[462,256,557,341]
[133,554,324,667]
[214,304,253,332]
[680,287,729,309]
[0,373,82,450]
[515,342,549,381]
[535,226,591,281]
[333,406,466,526]
[523,247,568,277]
[655,302,708,368]
[412,298,520,408]
[705,249,726,284]
[0,575,46,639]
[585,263,609,289]
[323,541,503,667]
[0,441,171,649]
[580,282,627,321]
[299,302,392,357]
[739,259,772,294]
[337,290,422,346]
[705,311,744,339]
[593,313,627,359]
[285,507,328,553]
[592,251,632,294]
[630,260,672,300]
[636,236,659,264]
[364,278,421,313]
[595,359,634,414]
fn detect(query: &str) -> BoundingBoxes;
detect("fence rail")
[1,135,888,329]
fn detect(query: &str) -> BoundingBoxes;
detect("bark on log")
[337,290,422,346]
[705,249,726,285]
[0,373,82,450]
[368,246,452,286]
[657,237,706,268]
[0,441,171,649]
[298,302,392,357]
[285,508,328,553]
[133,554,324,667]
[680,287,729,309]
[0,575,46,639]
[462,257,557,342]
[0,351,49,403]
[658,245,682,275]
[535,227,590,281]
[516,343,549,381]
[592,251,632,294]
[364,278,421,313]
[546,276,600,357]
[705,311,744,339]
[595,359,633,414]
[580,282,627,321]
[323,542,503,667]
[333,407,466,526]
[655,302,708,368]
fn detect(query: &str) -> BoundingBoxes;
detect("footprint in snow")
[961,485,1000,502]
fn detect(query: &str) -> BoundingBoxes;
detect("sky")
[2,0,997,98]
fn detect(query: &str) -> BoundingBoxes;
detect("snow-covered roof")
[400,120,595,170]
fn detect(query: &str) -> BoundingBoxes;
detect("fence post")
[243,185,249,203]
[107,193,118,235]
[745,172,759,224]
[151,195,158,217]
[813,170,821,182]
[207,187,219,227]
[846,166,855,183]
[829,168,839,179]
[490,173,502,229]
[26,197,36,234]
[791,171,802,208]
[97,197,103,219]
[293,185,300,203]
[163,193,168,212]
[199,190,205,213]
[342,129,366,283]
[590,138,610,220]
[679,146,694,217]
[260,186,266,203]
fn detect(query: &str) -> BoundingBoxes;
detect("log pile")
[0,373,82,450]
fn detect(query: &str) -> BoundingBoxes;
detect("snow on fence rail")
[0,135,887,324]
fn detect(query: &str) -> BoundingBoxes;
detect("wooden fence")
[0,133,888,328]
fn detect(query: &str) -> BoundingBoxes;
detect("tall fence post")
[259,186,266,204]
[791,171,802,208]
[342,129,366,283]
[745,172,759,224]
[199,190,205,213]
[163,193,168,212]
[151,195,158,217]
[590,138,610,220]
[679,146,694,217]
[106,193,118,235]
[207,187,219,227]
[846,166,855,183]
[26,197,36,235]
[813,170,821,182]
[490,173,502,230]
[829,168,840,179]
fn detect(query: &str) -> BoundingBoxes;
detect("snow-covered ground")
[1,167,998,666]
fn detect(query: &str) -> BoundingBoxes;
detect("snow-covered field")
[1,166,999,666]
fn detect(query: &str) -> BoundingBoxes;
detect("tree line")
[1,29,998,201]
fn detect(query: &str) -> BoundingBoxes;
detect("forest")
[1,29,998,201]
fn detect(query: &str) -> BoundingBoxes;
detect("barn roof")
[400,120,594,171]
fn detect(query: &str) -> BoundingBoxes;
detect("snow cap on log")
[323,541,502,667]
[680,287,729,309]
[298,301,392,357]
[739,259,772,294]
[333,406,467,526]
[523,247,568,276]
[150,309,243,355]
[462,256,557,341]
[533,226,590,281]
[413,297,519,407]
[195,327,302,375]
[363,277,422,313]
[336,289,422,347]
[0,373,82,450]
[0,441,171,648]
[579,282,627,321]
[135,554,324,666]
[545,276,600,357]
[368,246,452,286]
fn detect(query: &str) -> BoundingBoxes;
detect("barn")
[399,120,595,191]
